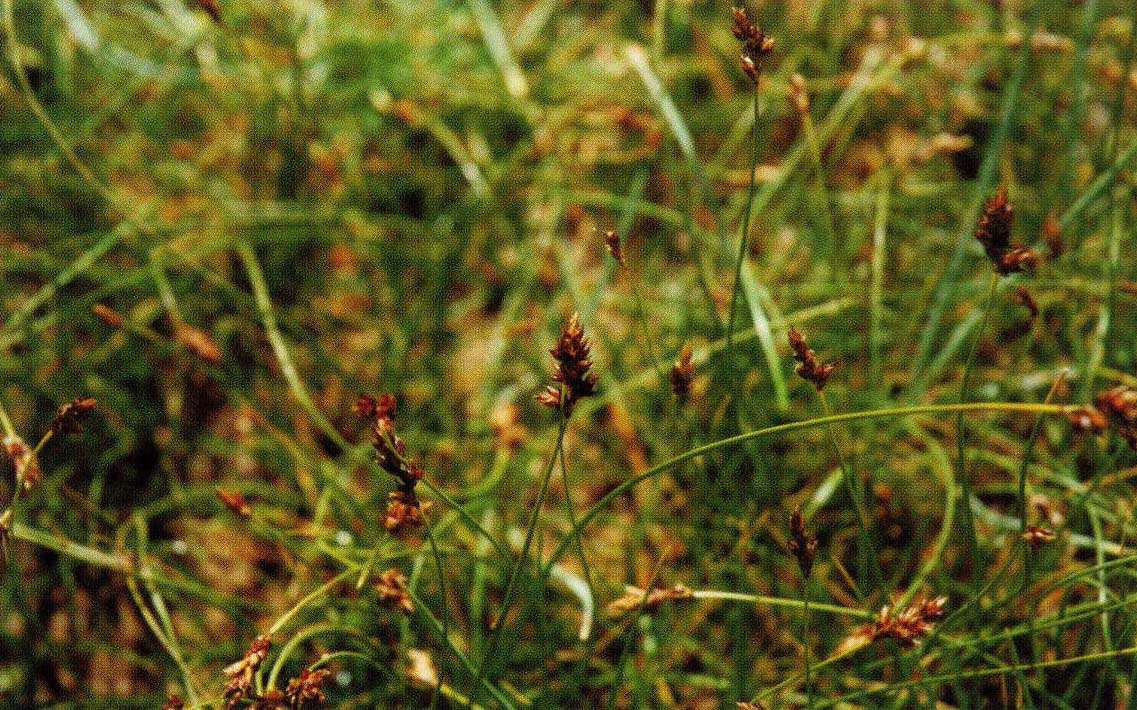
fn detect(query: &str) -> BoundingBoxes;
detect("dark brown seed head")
[361,393,427,501]
[670,342,695,399]
[974,186,1039,275]
[216,488,252,518]
[284,667,332,709]
[787,508,817,577]
[355,392,396,421]
[603,230,626,268]
[375,568,415,614]
[788,327,837,391]
[974,185,1014,257]
[539,313,598,416]
[731,7,775,83]
[1022,525,1056,549]
[50,397,97,435]
[161,697,185,710]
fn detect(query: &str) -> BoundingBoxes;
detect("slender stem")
[422,514,449,708]
[0,397,15,438]
[814,645,1137,708]
[236,241,341,441]
[540,401,1070,576]
[266,623,337,690]
[895,425,956,609]
[752,646,864,704]
[818,391,881,594]
[605,550,668,710]
[725,88,761,385]
[954,271,1000,581]
[267,568,356,636]
[1018,375,1064,593]
[127,518,200,706]
[558,431,594,638]
[468,417,568,706]
[126,575,200,706]
[801,578,814,710]
[691,589,872,619]
[628,273,666,381]
[410,588,517,710]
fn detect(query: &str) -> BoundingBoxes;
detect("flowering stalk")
[789,510,817,708]
[470,314,598,707]
[789,328,881,592]
[725,7,773,401]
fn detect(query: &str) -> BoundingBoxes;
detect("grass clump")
[1,1,1137,708]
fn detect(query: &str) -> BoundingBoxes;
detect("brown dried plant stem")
[954,272,1000,582]
[467,416,569,708]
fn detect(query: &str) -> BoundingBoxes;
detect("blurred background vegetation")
[1,0,1137,707]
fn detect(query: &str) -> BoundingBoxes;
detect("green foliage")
[1,0,1136,708]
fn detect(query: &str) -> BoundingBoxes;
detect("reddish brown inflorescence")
[50,397,97,435]
[603,230,626,268]
[357,393,432,532]
[974,186,1040,275]
[536,313,598,417]
[1095,386,1137,449]
[731,7,775,84]
[375,568,415,614]
[283,667,332,709]
[670,342,695,399]
[216,488,252,518]
[788,509,817,577]
[840,595,947,652]
[222,635,272,710]
[788,327,838,391]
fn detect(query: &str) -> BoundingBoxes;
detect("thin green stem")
[814,645,1137,708]
[818,391,882,594]
[894,424,955,609]
[954,271,1000,582]
[422,514,449,709]
[558,431,594,638]
[268,568,356,636]
[690,589,871,618]
[801,579,813,710]
[628,272,666,382]
[410,588,517,710]
[725,88,761,388]
[468,417,568,706]
[605,551,668,710]
[540,401,1070,577]
[1018,376,1064,593]
[0,395,17,439]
